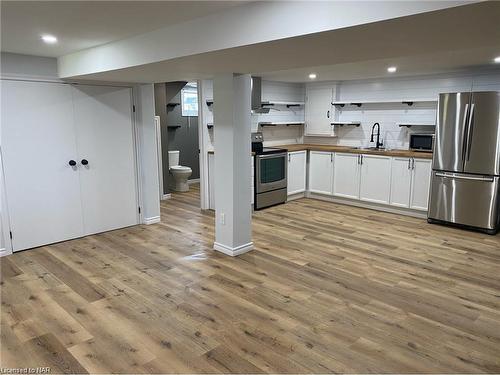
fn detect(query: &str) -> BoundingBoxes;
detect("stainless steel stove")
[252,132,288,210]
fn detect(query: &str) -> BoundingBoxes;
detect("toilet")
[168,150,192,192]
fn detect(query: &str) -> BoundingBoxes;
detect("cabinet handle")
[408,158,411,170]
[360,155,363,165]
[330,153,333,162]
[81,159,89,166]
[412,158,415,170]
[68,160,77,167]
[327,110,330,119]
[288,153,290,162]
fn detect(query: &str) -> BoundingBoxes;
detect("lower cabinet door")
[72,85,139,235]
[390,157,412,208]
[359,154,392,204]
[410,158,432,211]
[287,151,307,195]
[308,151,334,195]
[333,153,359,199]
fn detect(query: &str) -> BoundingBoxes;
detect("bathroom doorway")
[154,81,200,203]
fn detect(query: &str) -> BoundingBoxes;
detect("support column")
[213,73,253,256]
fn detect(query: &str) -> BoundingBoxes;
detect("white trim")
[214,241,254,256]
[287,192,306,201]
[188,178,200,184]
[155,116,164,200]
[0,247,12,257]
[144,216,161,225]
[307,191,427,219]
[161,193,172,200]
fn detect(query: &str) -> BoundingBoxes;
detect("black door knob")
[81,159,89,166]
[69,160,77,166]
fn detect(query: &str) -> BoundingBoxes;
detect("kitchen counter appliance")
[428,91,500,234]
[252,132,288,210]
[410,133,434,151]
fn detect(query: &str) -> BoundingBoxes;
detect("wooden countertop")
[208,145,432,159]
[276,144,433,159]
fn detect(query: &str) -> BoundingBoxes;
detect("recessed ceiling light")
[308,73,317,80]
[387,66,397,73]
[41,34,57,44]
[494,56,500,63]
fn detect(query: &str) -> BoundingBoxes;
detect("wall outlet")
[220,213,225,225]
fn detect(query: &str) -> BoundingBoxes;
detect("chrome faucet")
[370,123,383,149]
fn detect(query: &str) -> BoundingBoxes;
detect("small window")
[181,85,198,117]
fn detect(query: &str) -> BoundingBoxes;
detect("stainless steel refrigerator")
[428,91,500,234]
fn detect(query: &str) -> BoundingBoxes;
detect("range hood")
[251,76,270,114]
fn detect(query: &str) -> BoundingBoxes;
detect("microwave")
[409,134,434,151]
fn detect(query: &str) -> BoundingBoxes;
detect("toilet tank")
[168,150,180,167]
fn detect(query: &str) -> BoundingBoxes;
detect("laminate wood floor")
[1,184,500,373]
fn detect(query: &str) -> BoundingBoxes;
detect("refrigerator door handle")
[435,172,494,182]
[461,103,469,162]
[466,103,475,161]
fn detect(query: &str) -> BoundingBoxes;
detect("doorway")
[155,81,200,203]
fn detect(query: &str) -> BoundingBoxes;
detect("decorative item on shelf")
[330,121,361,127]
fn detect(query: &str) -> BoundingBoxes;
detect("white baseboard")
[144,216,161,225]
[161,193,172,200]
[0,247,12,257]
[307,192,427,219]
[287,192,306,201]
[188,178,200,185]
[214,241,254,256]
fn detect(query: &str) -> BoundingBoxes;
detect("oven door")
[256,153,287,193]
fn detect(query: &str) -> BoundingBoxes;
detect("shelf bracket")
[402,101,414,106]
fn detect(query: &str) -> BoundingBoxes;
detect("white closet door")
[1,80,84,251]
[71,85,138,235]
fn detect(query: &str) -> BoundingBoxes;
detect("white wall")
[305,69,500,148]
[201,79,306,149]
[1,52,59,81]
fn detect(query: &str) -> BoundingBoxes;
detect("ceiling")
[0,1,247,57]
[69,1,500,83]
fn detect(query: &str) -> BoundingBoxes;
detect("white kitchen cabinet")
[287,151,307,195]
[359,154,392,204]
[308,151,334,195]
[390,157,413,208]
[305,86,334,136]
[333,153,360,199]
[410,158,432,211]
[1,81,138,252]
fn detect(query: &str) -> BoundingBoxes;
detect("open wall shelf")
[331,121,361,127]
[261,100,305,108]
[259,121,305,127]
[332,98,437,108]
[398,122,436,128]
